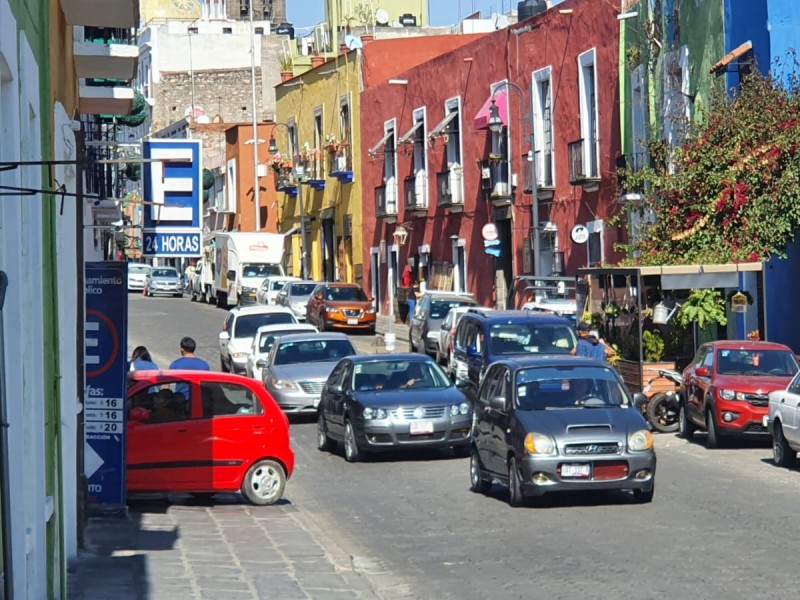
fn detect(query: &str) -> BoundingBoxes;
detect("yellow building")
[274,52,362,284]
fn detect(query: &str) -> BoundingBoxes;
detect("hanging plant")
[642,330,666,362]
[202,168,215,190]
[118,90,147,127]
[677,289,728,329]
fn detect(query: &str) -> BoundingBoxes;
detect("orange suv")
[306,283,376,333]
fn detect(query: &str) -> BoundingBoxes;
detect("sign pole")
[249,0,261,231]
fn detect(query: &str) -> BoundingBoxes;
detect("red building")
[360,0,622,314]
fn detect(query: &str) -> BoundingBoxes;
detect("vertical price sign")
[84,261,128,509]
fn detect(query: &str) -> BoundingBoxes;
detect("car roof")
[423,292,475,300]
[275,332,351,343]
[230,305,295,316]
[499,355,607,369]
[349,353,435,364]
[463,309,571,324]
[704,340,793,352]
[254,323,316,335]
[129,369,254,382]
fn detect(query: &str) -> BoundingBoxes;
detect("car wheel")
[317,413,334,453]
[633,484,654,503]
[241,459,286,506]
[343,419,361,463]
[647,393,679,434]
[469,448,492,494]
[773,421,797,467]
[678,402,695,439]
[705,407,721,449]
[507,456,525,507]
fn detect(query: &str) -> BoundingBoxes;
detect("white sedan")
[257,276,302,305]
[245,323,318,381]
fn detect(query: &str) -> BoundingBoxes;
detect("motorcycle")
[639,369,683,433]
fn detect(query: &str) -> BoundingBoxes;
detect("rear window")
[716,349,799,376]
[430,299,475,319]
[235,313,296,337]
[489,322,576,355]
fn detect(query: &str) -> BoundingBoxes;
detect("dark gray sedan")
[469,356,656,506]
[317,354,472,462]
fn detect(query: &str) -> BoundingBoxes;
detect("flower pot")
[310,55,325,68]
[280,70,293,82]
[361,34,374,43]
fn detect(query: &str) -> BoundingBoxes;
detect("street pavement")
[70,294,800,599]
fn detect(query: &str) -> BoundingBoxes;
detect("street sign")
[142,139,203,258]
[482,223,499,241]
[84,262,128,509]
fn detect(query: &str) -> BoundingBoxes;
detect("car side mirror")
[696,366,710,377]
[256,359,268,368]
[489,396,508,412]
[467,345,480,358]
[633,393,647,410]
[440,322,450,330]
[328,383,344,394]
[219,331,230,341]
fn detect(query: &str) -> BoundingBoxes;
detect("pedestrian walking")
[168,336,211,371]
[129,346,158,371]
[572,322,616,362]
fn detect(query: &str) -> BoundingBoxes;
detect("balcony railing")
[328,144,354,182]
[568,138,600,187]
[404,171,428,213]
[376,184,398,220]
[436,168,464,211]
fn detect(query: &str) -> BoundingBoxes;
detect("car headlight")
[450,402,470,416]
[366,307,376,314]
[242,286,257,293]
[426,331,439,339]
[719,389,744,401]
[524,432,557,455]
[232,352,248,360]
[628,429,654,452]
[363,407,388,420]
[325,306,338,313]
[269,377,298,391]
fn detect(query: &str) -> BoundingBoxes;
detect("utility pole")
[249,0,261,231]
[297,174,309,279]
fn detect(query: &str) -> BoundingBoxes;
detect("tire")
[647,393,679,434]
[343,420,362,463]
[773,421,797,467]
[705,407,721,449]
[507,457,525,507]
[241,459,286,506]
[678,402,695,439]
[469,448,492,494]
[317,413,334,453]
[633,484,654,503]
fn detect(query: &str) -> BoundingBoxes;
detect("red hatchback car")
[127,370,295,505]
[680,341,799,448]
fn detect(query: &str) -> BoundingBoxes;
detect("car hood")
[270,361,339,381]
[711,374,793,393]
[516,406,645,437]
[352,387,466,406]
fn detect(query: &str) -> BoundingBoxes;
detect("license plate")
[561,463,591,478]
[347,318,359,325]
[410,420,434,435]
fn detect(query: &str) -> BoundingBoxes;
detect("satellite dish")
[375,7,390,25]
[345,35,363,50]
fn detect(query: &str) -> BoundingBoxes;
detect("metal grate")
[744,393,769,407]
[563,442,621,456]
[393,406,446,420]
[343,309,363,317]
[299,381,324,395]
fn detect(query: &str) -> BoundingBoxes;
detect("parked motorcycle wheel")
[647,393,680,433]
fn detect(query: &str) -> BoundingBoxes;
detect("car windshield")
[489,323,576,355]
[258,329,311,353]
[716,349,799,376]
[515,365,629,410]
[429,299,475,319]
[151,268,178,278]
[274,339,355,365]
[129,265,151,275]
[234,313,296,337]
[352,360,451,392]
[326,287,368,302]
[289,283,317,296]
[242,264,281,278]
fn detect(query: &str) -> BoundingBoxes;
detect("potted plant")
[277,54,293,81]
[676,289,728,330]
[310,52,325,68]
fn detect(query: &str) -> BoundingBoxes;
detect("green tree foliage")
[619,58,800,264]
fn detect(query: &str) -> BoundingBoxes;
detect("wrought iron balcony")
[404,172,428,216]
[327,144,354,183]
[436,169,464,211]
[568,139,601,191]
[375,184,398,222]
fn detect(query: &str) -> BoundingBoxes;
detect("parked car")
[306,283,376,333]
[257,276,301,305]
[680,341,799,448]
[521,296,578,326]
[245,323,318,382]
[410,292,477,355]
[317,354,472,462]
[127,369,294,505]
[144,267,183,297]
[127,263,151,292]
[276,281,321,321]
[453,310,577,406]
[219,306,298,374]
[469,356,656,506]
[437,306,492,375]
[262,332,357,413]
[767,372,800,466]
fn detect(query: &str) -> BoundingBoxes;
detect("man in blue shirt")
[169,336,211,371]
[573,322,615,362]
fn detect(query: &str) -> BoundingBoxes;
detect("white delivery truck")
[211,232,286,307]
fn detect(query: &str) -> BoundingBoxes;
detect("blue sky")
[287,0,516,32]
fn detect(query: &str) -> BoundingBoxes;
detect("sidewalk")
[374,315,410,345]
[67,495,381,600]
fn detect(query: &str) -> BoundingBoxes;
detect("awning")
[368,129,394,156]
[397,120,423,144]
[429,110,458,137]
[710,40,752,74]
[473,90,508,130]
